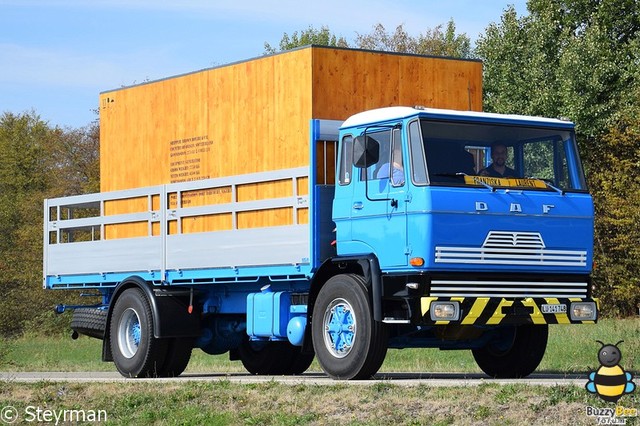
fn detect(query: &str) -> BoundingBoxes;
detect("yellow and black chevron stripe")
[421,297,599,325]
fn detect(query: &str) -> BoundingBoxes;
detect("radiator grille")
[435,231,587,267]
[429,279,589,298]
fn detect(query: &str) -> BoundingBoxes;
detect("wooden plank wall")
[100,48,313,193]
[99,46,482,238]
[310,48,482,119]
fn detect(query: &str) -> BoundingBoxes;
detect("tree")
[477,1,640,138]
[0,112,100,336]
[590,112,640,315]
[49,121,100,196]
[356,21,471,58]
[264,25,349,54]
[355,23,418,53]
[476,0,640,315]
[264,21,472,59]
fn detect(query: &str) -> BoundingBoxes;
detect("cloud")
[0,0,445,38]
[0,43,182,89]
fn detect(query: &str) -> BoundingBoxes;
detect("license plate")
[541,304,567,314]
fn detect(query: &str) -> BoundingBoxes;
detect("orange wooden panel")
[100,46,481,192]
[297,208,309,225]
[297,177,309,196]
[103,197,152,239]
[310,48,483,118]
[169,187,233,208]
[237,207,293,229]
[105,222,149,239]
[179,213,233,234]
[100,48,313,193]
[236,179,293,202]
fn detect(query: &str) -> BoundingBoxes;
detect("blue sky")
[1,1,528,128]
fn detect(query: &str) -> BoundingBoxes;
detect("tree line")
[1,0,638,337]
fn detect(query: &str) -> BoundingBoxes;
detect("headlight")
[570,302,597,321]
[430,301,460,321]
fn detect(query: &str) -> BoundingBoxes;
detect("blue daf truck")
[44,106,598,379]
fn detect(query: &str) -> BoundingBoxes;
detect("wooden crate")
[99,46,482,237]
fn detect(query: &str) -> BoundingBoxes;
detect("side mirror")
[353,135,380,169]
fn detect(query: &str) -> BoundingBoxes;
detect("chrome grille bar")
[430,279,589,298]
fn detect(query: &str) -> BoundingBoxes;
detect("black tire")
[157,338,193,377]
[71,307,107,339]
[311,274,388,380]
[109,288,167,378]
[472,324,548,378]
[238,340,295,375]
[238,338,314,375]
[284,346,315,375]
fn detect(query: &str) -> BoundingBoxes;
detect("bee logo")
[586,340,636,403]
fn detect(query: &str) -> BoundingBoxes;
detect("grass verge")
[1,380,638,425]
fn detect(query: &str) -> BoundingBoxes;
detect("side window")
[359,130,392,181]
[409,120,427,184]
[338,135,353,185]
[389,128,405,187]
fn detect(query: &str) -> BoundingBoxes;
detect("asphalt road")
[0,371,589,387]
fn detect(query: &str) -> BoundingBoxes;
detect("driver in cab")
[479,143,516,178]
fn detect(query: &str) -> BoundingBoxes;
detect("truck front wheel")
[472,324,548,378]
[109,288,167,377]
[311,274,388,380]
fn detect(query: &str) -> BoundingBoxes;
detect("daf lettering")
[510,203,522,213]
[475,201,488,211]
[543,204,555,214]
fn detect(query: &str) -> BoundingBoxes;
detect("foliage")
[0,112,99,337]
[264,20,472,58]
[476,0,640,315]
[356,20,472,58]
[264,25,349,54]
[590,114,640,315]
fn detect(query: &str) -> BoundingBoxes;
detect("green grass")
[1,380,637,425]
[1,317,638,374]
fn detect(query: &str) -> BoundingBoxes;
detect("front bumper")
[420,296,599,326]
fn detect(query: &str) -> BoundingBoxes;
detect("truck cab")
[314,106,597,378]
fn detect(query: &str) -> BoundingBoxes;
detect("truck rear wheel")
[238,340,313,375]
[472,324,548,378]
[311,274,388,380]
[109,288,167,377]
[157,338,193,377]
[286,348,315,375]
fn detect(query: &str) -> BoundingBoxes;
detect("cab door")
[349,127,408,267]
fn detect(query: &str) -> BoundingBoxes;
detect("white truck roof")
[341,106,574,129]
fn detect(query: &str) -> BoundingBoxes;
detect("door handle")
[353,202,364,210]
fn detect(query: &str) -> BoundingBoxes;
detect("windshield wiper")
[455,173,496,192]
[529,177,565,195]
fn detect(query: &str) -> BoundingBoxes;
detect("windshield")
[412,119,587,191]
